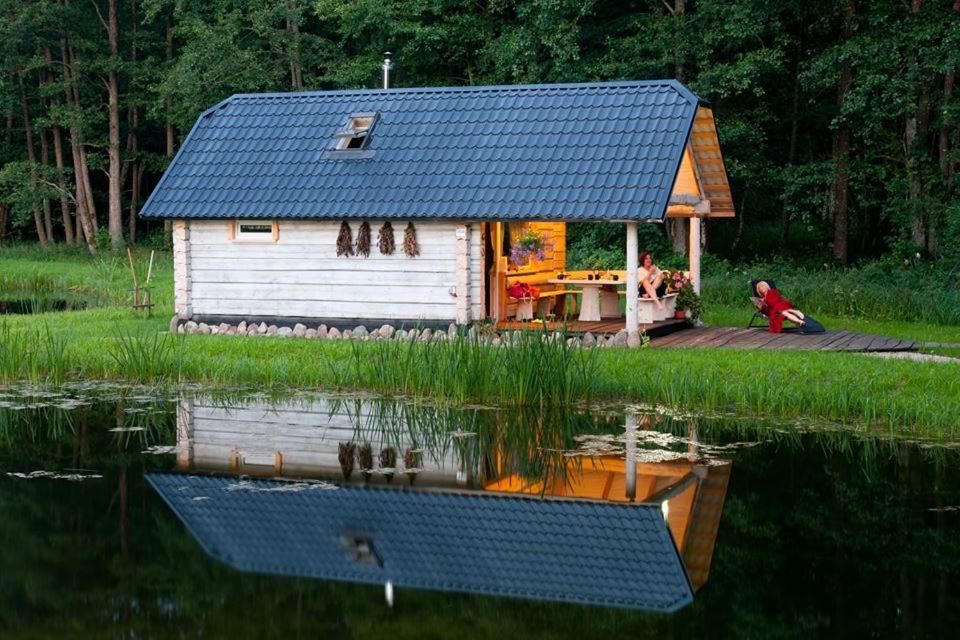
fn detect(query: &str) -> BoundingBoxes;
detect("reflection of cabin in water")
[162,396,731,609]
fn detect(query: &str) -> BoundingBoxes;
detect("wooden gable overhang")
[667,106,735,219]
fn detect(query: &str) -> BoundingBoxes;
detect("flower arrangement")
[664,269,689,293]
[509,229,552,267]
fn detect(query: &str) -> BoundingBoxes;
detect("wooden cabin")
[140,80,734,338]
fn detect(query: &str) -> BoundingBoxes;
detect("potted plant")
[509,228,552,267]
[675,282,703,323]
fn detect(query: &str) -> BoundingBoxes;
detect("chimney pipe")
[382,52,394,89]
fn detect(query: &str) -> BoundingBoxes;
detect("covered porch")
[484,106,734,339]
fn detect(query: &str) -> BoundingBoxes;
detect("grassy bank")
[0,245,173,309]
[700,258,960,326]
[2,246,960,438]
[2,307,960,438]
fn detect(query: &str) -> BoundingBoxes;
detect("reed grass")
[2,311,959,437]
[0,322,73,385]
[344,327,597,406]
[107,329,185,384]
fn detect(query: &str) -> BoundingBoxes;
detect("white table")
[548,278,623,322]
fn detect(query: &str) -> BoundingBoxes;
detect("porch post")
[625,222,639,344]
[455,224,470,325]
[625,411,637,502]
[688,216,702,295]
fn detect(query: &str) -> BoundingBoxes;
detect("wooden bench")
[504,269,570,321]
[619,291,678,323]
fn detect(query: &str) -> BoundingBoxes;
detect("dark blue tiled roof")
[140,80,703,222]
[148,473,694,612]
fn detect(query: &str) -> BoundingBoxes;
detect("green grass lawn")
[703,304,960,344]
[3,247,960,438]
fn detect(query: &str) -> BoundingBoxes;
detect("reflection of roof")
[149,473,695,612]
[487,457,733,592]
[683,463,732,590]
[139,81,705,222]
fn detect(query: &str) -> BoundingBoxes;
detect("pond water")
[1,385,958,638]
[0,298,85,314]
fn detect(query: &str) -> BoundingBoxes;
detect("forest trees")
[0,0,958,264]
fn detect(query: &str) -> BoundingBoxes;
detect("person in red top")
[755,280,806,333]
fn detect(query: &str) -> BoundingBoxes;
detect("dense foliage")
[1,0,958,267]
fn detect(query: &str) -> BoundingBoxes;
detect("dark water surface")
[1,385,958,639]
[0,298,85,314]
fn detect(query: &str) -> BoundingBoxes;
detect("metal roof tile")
[141,80,702,222]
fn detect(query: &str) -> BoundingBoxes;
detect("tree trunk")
[19,71,48,248]
[287,1,303,89]
[905,0,931,251]
[67,39,96,231]
[831,1,855,265]
[61,37,97,253]
[39,127,55,242]
[780,20,803,251]
[3,80,11,151]
[46,46,74,245]
[38,64,54,242]
[0,105,8,241]
[52,123,74,245]
[731,187,748,257]
[126,0,139,243]
[164,12,175,241]
[664,0,688,254]
[0,204,9,242]
[107,0,123,247]
[673,0,685,82]
[939,0,960,186]
[165,13,175,156]
[941,68,956,182]
[129,162,141,243]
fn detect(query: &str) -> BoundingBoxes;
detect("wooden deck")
[494,320,926,352]
[497,318,687,338]
[649,327,919,352]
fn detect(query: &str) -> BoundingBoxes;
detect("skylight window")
[333,112,379,151]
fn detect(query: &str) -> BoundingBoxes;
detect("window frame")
[332,112,380,152]
[230,220,279,243]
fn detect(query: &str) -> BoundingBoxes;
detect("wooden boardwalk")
[497,318,686,338]
[649,327,919,352]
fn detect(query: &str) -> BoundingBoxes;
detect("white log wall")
[172,220,192,319]
[176,397,465,485]
[184,220,484,322]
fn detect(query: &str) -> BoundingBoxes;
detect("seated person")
[754,280,806,333]
[638,251,666,309]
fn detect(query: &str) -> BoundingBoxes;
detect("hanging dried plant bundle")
[379,447,397,483]
[404,447,422,485]
[403,222,420,257]
[358,443,373,480]
[356,221,371,257]
[336,221,353,256]
[379,446,397,468]
[338,442,356,481]
[403,448,422,470]
[377,221,395,255]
